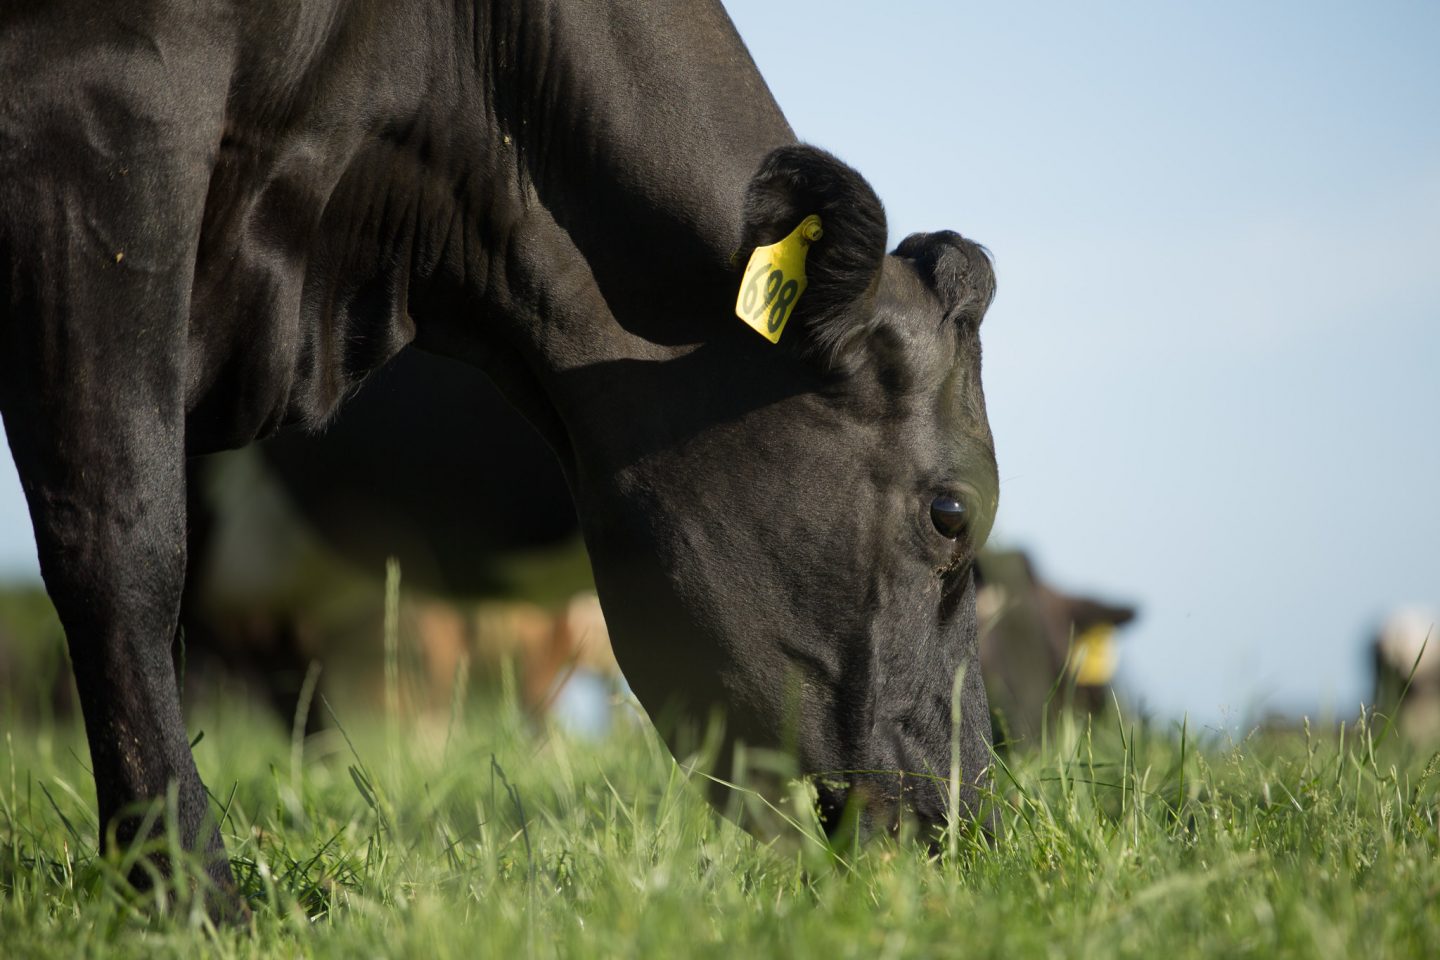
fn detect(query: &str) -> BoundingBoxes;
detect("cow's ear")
[893,231,996,329]
[738,145,887,356]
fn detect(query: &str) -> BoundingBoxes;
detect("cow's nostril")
[930,496,967,539]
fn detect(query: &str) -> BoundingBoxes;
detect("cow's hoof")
[205,888,254,925]
[200,860,252,925]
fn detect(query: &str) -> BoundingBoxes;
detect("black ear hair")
[738,145,888,355]
[893,231,996,328]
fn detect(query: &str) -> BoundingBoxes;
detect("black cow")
[0,0,998,909]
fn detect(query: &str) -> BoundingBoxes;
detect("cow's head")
[557,145,998,838]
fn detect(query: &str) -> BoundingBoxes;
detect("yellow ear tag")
[735,214,823,344]
[1070,624,1119,687]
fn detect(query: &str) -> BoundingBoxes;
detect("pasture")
[1,587,1436,958]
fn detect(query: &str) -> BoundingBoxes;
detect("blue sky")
[2,1,1437,726]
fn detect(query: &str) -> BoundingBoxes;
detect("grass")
[1,577,1438,957]
[1,680,1437,958]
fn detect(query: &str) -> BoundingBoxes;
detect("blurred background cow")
[178,348,615,735]
[976,549,1137,746]
[1371,607,1440,741]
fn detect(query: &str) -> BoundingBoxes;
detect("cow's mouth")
[810,768,946,843]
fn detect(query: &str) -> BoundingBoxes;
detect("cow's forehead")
[867,256,979,384]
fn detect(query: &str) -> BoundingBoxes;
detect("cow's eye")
[930,495,967,540]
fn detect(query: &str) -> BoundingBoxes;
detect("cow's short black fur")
[0,0,999,913]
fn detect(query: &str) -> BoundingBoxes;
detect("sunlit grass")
[2,657,1438,960]
[2,574,1437,956]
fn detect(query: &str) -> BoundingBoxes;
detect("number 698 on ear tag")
[735,215,823,344]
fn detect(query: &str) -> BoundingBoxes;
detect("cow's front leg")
[4,406,237,910]
[0,332,240,912]
[0,78,238,913]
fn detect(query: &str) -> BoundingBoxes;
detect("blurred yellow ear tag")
[1070,624,1119,687]
[735,215,822,344]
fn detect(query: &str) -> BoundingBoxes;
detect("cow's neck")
[475,0,795,360]
[404,0,799,470]
[184,0,797,453]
